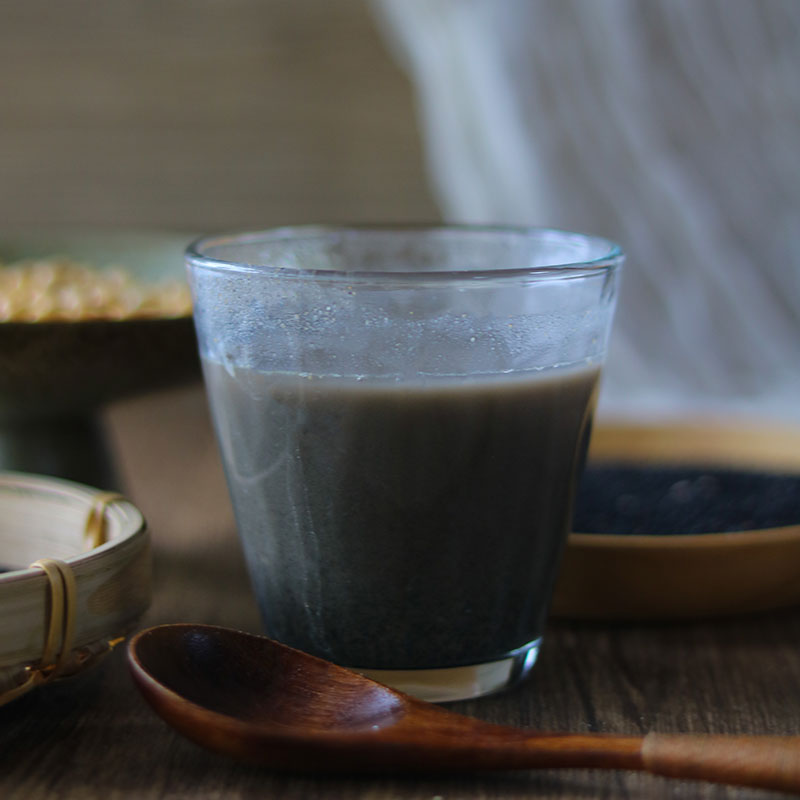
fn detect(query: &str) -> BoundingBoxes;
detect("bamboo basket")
[0,472,150,704]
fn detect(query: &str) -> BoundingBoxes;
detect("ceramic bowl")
[0,230,199,419]
[0,231,201,485]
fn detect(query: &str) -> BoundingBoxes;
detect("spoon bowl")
[131,623,405,733]
[129,624,800,790]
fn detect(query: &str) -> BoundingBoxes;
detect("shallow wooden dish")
[552,422,800,620]
[0,472,150,703]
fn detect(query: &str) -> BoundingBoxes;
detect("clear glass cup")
[186,225,622,701]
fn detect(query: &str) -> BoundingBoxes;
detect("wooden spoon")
[128,624,800,793]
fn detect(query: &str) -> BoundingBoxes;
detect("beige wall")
[0,0,438,232]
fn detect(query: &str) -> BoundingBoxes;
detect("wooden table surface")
[1,384,800,799]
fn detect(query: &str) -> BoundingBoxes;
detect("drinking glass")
[186,225,622,701]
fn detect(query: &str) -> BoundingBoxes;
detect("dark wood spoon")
[128,624,800,793]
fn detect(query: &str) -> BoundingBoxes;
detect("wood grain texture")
[0,383,798,798]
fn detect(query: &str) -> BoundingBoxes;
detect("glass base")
[352,638,541,703]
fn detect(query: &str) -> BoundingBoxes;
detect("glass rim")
[185,224,624,284]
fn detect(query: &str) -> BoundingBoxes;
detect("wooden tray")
[552,422,800,620]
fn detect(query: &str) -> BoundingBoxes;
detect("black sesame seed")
[574,465,800,535]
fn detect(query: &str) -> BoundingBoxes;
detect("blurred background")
[373,0,800,424]
[2,0,799,512]
[0,0,438,231]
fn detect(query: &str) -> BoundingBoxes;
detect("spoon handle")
[456,728,800,792]
[641,733,800,794]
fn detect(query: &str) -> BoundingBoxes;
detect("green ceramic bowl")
[0,231,201,486]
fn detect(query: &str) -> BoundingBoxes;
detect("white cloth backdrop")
[372,0,800,423]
